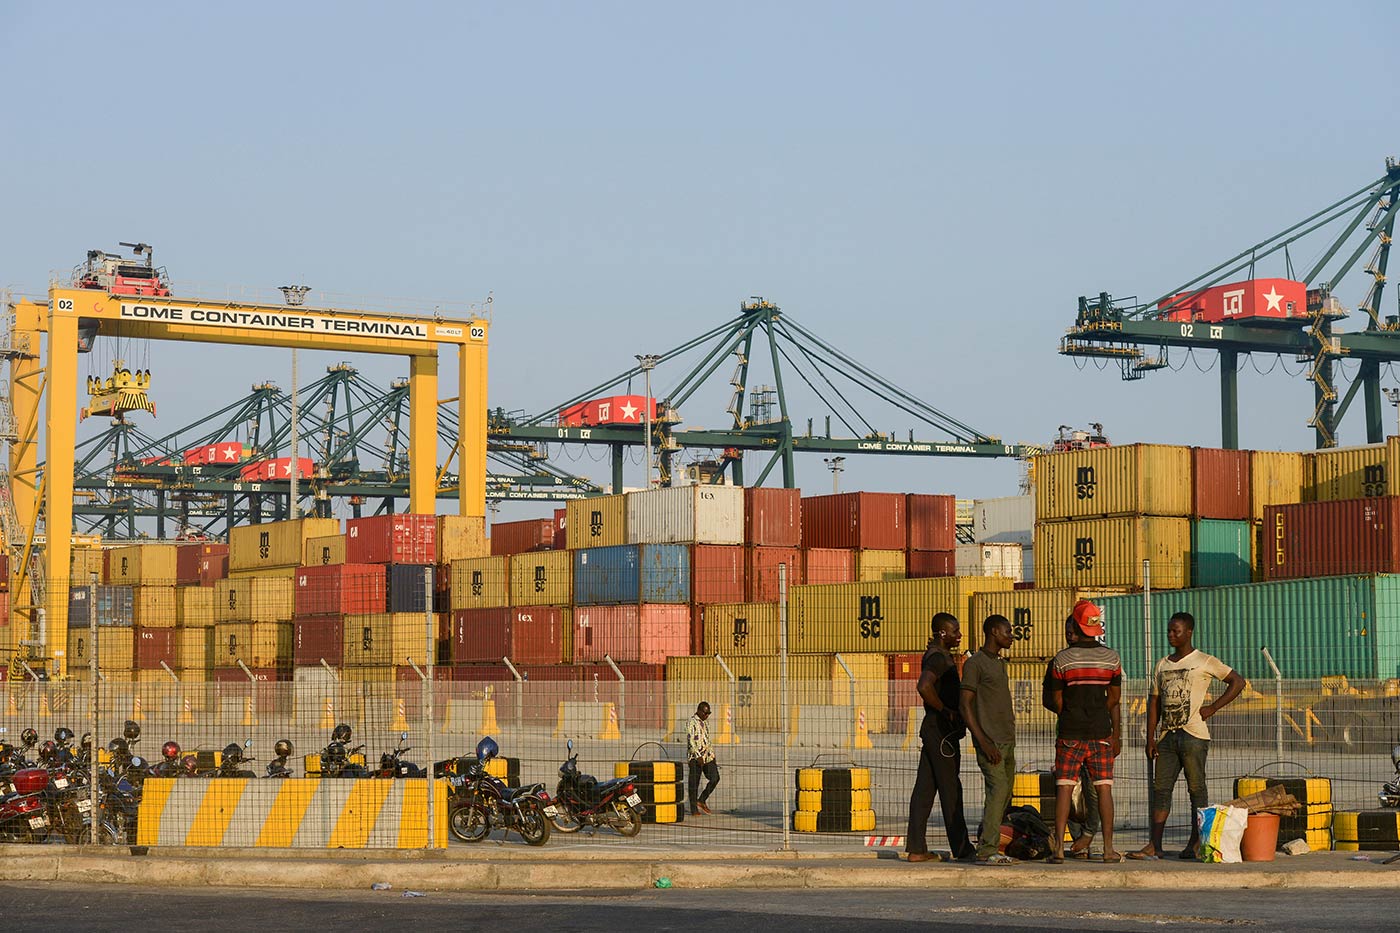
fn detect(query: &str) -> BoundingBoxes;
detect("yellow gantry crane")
[4,282,489,678]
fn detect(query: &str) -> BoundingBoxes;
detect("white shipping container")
[972,495,1034,545]
[626,485,744,545]
[1022,546,1035,584]
[955,543,1024,582]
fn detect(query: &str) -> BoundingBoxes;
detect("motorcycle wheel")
[449,805,490,843]
[548,802,582,834]
[517,801,551,847]
[608,801,642,838]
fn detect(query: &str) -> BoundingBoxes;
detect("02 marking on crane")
[1177,323,1225,340]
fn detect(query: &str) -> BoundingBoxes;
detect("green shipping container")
[1095,575,1400,681]
[1190,520,1252,587]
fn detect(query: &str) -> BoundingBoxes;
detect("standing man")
[960,614,1017,865]
[906,612,976,862]
[1042,600,1123,863]
[1130,611,1247,860]
[686,701,720,815]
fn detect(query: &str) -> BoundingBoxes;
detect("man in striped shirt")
[1042,600,1123,863]
[687,701,719,815]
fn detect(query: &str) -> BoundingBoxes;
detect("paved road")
[3,882,1395,932]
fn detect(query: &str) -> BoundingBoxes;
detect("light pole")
[1386,388,1400,438]
[636,354,660,488]
[280,285,311,518]
[823,456,845,494]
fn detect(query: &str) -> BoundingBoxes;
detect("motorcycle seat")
[595,777,632,794]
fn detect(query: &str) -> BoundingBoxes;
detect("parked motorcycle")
[214,741,257,778]
[266,740,295,778]
[445,737,551,846]
[321,724,368,778]
[1380,744,1400,807]
[546,739,643,836]
[370,732,424,778]
[0,766,51,843]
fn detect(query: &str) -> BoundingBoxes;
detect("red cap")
[1072,599,1105,638]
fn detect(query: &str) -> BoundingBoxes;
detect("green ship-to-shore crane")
[1064,158,1400,449]
[490,298,1027,490]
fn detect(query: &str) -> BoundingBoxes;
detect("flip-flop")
[1067,849,1092,860]
[1046,852,1065,864]
[1096,852,1124,863]
[1177,848,1198,861]
[1126,851,1160,861]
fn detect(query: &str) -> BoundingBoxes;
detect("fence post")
[779,562,791,852]
[604,654,625,738]
[88,572,99,845]
[833,653,855,748]
[1261,646,1283,761]
[1141,558,1153,833]
[713,653,738,745]
[502,657,524,731]
[423,565,435,849]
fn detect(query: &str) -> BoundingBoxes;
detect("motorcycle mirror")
[401,731,408,741]
[566,739,573,754]
[245,739,253,748]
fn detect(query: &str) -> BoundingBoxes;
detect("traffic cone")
[390,696,409,732]
[178,693,195,725]
[478,700,499,736]
[599,702,621,740]
[241,695,257,727]
[5,691,18,718]
[319,696,335,730]
[853,706,873,750]
[712,703,736,745]
[131,694,145,722]
[38,691,52,720]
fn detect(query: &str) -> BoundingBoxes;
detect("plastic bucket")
[1241,812,1280,862]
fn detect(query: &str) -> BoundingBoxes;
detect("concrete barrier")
[135,777,448,848]
[664,702,736,744]
[788,705,870,748]
[439,699,499,736]
[552,701,620,740]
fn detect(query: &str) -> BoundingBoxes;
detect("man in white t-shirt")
[1130,611,1246,860]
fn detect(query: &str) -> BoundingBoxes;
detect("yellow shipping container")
[786,576,1014,654]
[566,494,626,549]
[1305,441,1397,502]
[132,586,177,628]
[855,550,906,582]
[106,544,179,585]
[1006,660,1056,732]
[829,653,889,734]
[1034,444,1192,522]
[174,668,211,710]
[176,587,216,627]
[665,654,829,732]
[449,557,509,610]
[71,547,104,583]
[969,587,1133,660]
[229,517,339,572]
[1033,516,1189,590]
[1251,451,1306,522]
[214,577,296,623]
[438,515,489,561]
[228,566,298,580]
[69,627,134,672]
[303,534,346,567]
[342,612,431,667]
[508,550,573,606]
[212,621,293,668]
[175,626,215,669]
[701,601,781,657]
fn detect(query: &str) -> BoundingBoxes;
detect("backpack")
[998,805,1053,861]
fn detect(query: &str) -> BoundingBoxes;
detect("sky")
[3,1,1398,523]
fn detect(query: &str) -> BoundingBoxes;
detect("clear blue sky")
[3,1,1397,521]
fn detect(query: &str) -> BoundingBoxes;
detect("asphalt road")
[4,883,1396,932]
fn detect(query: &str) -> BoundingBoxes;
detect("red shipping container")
[553,508,568,549]
[801,492,905,550]
[294,564,387,617]
[1192,447,1251,520]
[746,546,803,601]
[1263,497,1400,580]
[888,652,925,732]
[692,545,746,605]
[346,513,436,564]
[452,606,567,665]
[183,441,243,466]
[573,604,690,664]
[0,552,10,592]
[176,543,229,586]
[490,519,557,556]
[558,395,657,427]
[1159,278,1307,324]
[803,547,855,585]
[133,627,176,669]
[0,591,9,627]
[906,549,955,579]
[200,554,230,586]
[906,494,956,552]
[293,616,344,667]
[744,487,801,547]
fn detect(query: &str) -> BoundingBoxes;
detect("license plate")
[543,805,558,817]
[77,799,92,812]
[625,793,641,807]
[29,816,48,829]
[53,778,69,789]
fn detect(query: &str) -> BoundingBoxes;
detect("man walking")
[960,613,1017,865]
[686,701,719,815]
[906,612,975,862]
[1130,611,1246,860]
[1042,600,1123,863]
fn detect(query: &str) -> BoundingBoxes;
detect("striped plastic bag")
[1196,805,1248,863]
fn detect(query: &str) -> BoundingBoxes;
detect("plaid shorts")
[1054,738,1115,786]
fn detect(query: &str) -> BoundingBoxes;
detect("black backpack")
[1002,805,1053,861]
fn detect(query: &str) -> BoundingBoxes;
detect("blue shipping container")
[1190,519,1252,587]
[573,544,690,606]
[68,585,134,628]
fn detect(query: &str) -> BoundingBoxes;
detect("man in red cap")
[1042,599,1123,863]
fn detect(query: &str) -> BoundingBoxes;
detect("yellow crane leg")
[44,310,77,679]
[408,353,438,515]
[458,338,487,518]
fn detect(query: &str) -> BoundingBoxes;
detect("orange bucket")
[1240,812,1280,862]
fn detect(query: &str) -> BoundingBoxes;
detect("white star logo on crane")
[619,400,639,421]
[221,444,239,461]
[281,460,293,477]
[1264,286,1284,313]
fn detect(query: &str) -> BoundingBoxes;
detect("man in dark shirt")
[905,612,975,862]
[1042,600,1123,863]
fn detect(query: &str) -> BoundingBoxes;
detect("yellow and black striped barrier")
[618,759,684,824]
[1334,810,1400,851]
[135,778,450,848]
[1234,775,1333,851]
[791,766,874,832]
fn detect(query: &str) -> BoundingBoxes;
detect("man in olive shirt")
[960,614,1017,865]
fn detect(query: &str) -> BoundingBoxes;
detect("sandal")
[975,854,1016,865]
[1177,847,1198,861]
[1067,848,1092,860]
[1096,852,1123,863]
[1126,851,1160,861]
[1046,849,1065,864]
